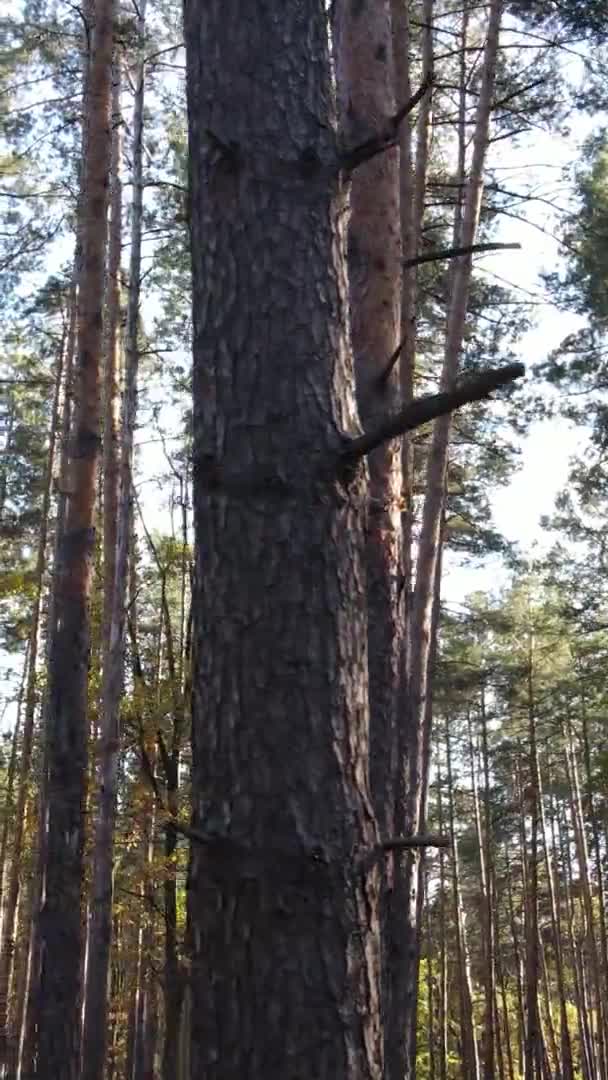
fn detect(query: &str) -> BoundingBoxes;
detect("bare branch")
[377,243,521,384]
[344,362,525,461]
[403,240,521,269]
[380,833,450,851]
[340,75,433,173]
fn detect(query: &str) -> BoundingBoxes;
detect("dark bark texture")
[185,4,383,1080]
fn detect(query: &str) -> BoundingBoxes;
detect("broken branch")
[344,362,525,461]
[403,240,521,269]
[380,833,450,851]
[341,75,433,173]
[378,243,521,383]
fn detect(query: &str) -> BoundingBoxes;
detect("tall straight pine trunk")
[446,723,480,1080]
[333,5,405,1075]
[403,7,502,1065]
[81,55,123,1080]
[35,0,114,1072]
[0,328,64,1074]
[184,5,383,1077]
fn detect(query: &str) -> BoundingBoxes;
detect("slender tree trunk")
[538,760,574,1080]
[334,0,402,862]
[495,899,516,1080]
[82,2,147,1061]
[437,769,448,1080]
[480,684,498,1080]
[540,942,558,1074]
[446,724,480,1080]
[102,59,123,680]
[0,651,26,939]
[0,405,15,522]
[390,0,433,606]
[557,796,593,1080]
[184,5,385,1077]
[161,742,184,1080]
[36,0,114,1070]
[0,681,23,1071]
[81,57,123,1080]
[19,268,79,1080]
[424,870,436,1080]
[565,733,607,1079]
[333,5,405,1076]
[523,656,543,1080]
[404,522,445,1077]
[133,795,157,1080]
[505,842,526,1077]
[0,328,65,1066]
[407,2,502,898]
[468,705,495,1080]
[580,688,608,1015]
[9,846,34,1080]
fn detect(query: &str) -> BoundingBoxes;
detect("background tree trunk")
[81,55,123,1080]
[333,4,405,1075]
[36,0,114,1071]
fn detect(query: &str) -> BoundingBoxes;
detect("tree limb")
[341,75,433,173]
[380,833,450,851]
[378,245,521,384]
[403,240,521,269]
[343,362,525,461]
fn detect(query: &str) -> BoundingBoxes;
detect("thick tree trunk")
[35,0,114,1071]
[184,5,383,1078]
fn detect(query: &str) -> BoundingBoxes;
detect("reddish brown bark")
[36,0,114,1071]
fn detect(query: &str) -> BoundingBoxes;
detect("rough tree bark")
[35,0,114,1072]
[183,6,521,1078]
[184,5,383,1076]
